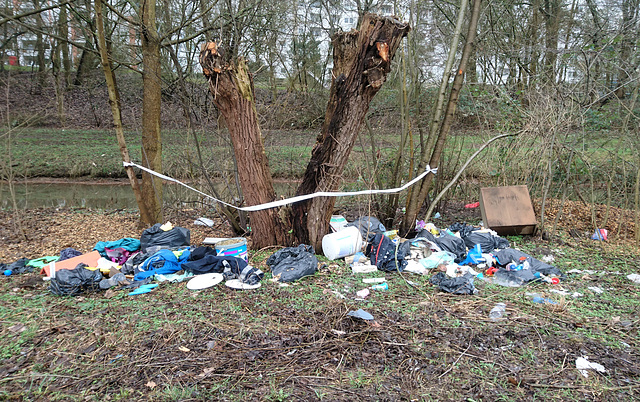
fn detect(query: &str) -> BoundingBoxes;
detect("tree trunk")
[400,0,482,235]
[95,0,153,225]
[199,43,291,249]
[141,0,163,224]
[292,14,410,251]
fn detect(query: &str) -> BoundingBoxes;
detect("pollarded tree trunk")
[292,14,410,252]
[199,43,291,249]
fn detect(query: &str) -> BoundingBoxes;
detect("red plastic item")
[551,277,560,285]
[486,266,498,276]
[465,201,480,209]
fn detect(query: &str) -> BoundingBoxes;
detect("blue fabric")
[94,238,141,257]
[134,249,191,280]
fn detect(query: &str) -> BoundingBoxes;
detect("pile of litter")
[1,214,637,306]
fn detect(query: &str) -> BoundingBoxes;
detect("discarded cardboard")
[41,251,101,277]
[479,185,537,235]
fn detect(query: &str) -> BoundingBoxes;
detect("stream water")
[0,180,300,210]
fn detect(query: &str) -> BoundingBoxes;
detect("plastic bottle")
[492,269,525,287]
[489,302,506,321]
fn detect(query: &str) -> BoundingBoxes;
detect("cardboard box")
[479,185,537,235]
[41,251,101,277]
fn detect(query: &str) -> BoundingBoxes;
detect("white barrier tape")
[123,161,437,212]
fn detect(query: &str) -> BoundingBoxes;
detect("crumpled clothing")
[94,238,141,257]
[59,247,83,261]
[134,248,191,280]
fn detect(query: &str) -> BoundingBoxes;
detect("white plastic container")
[322,226,364,260]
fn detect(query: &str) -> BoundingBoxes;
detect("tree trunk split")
[199,14,409,252]
[293,14,410,252]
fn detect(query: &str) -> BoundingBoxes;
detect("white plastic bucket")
[322,226,363,260]
[215,237,248,262]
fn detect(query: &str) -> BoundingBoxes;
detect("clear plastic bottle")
[489,302,506,321]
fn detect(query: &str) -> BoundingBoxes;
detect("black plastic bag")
[417,231,466,263]
[266,244,318,282]
[140,224,190,253]
[49,264,103,296]
[430,272,477,295]
[494,248,565,280]
[367,234,410,272]
[347,216,386,241]
[1,258,31,275]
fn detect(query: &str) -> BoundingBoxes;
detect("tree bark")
[141,0,163,224]
[400,0,482,235]
[292,14,410,251]
[199,43,291,249]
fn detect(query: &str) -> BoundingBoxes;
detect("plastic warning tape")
[123,161,437,212]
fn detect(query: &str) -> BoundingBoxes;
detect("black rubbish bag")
[49,263,103,296]
[140,223,190,253]
[430,272,477,295]
[493,248,565,280]
[367,233,410,272]
[347,216,386,241]
[419,231,466,263]
[266,244,318,283]
[2,258,31,275]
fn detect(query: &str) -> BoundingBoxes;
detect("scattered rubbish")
[186,273,224,290]
[591,228,608,241]
[109,354,124,364]
[178,346,191,352]
[128,283,158,296]
[331,329,346,336]
[534,272,560,284]
[575,356,606,378]
[4,269,11,276]
[419,251,455,269]
[527,293,557,304]
[194,217,215,227]
[370,282,388,291]
[225,279,261,290]
[329,215,348,232]
[489,302,507,321]
[347,309,374,321]
[465,202,480,208]
[627,274,640,284]
[430,272,477,295]
[492,269,533,287]
[415,220,427,230]
[215,237,248,262]
[588,286,604,294]
[202,237,227,245]
[206,340,216,349]
[356,289,370,299]
[352,264,378,274]
[322,226,363,260]
[433,212,441,219]
[99,273,128,290]
[267,244,318,282]
[362,277,386,284]
[404,260,429,275]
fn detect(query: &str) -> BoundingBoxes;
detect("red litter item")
[551,277,560,285]
[465,201,480,209]
[486,266,498,276]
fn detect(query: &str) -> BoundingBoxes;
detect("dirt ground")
[0,202,639,400]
